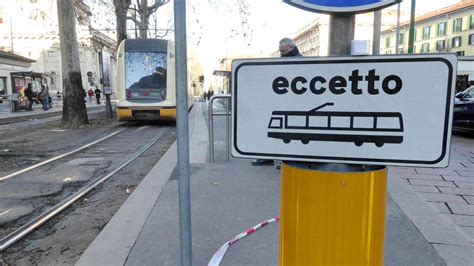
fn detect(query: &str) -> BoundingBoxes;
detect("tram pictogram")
[267,103,404,147]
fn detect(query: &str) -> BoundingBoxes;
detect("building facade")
[381,0,474,55]
[0,0,116,97]
[290,9,407,57]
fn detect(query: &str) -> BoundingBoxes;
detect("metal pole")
[373,10,382,55]
[174,0,192,265]
[10,18,14,53]
[395,3,401,54]
[329,14,355,55]
[408,0,416,53]
[209,97,214,162]
[225,97,230,162]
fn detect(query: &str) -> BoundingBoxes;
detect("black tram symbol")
[267,103,404,147]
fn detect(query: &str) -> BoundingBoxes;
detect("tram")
[267,103,404,147]
[116,38,188,121]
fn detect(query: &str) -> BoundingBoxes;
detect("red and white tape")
[208,217,280,266]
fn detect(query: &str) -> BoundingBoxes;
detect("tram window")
[353,117,374,129]
[308,116,328,127]
[126,52,167,91]
[331,116,351,128]
[287,115,306,127]
[269,117,283,128]
[377,117,400,129]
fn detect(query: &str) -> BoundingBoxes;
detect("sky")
[152,0,461,85]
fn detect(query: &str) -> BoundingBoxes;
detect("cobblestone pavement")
[391,134,474,241]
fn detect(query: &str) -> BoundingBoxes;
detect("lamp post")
[408,0,416,53]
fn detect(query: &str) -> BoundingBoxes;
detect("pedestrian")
[252,37,302,167]
[94,87,101,105]
[203,91,208,101]
[87,88,94,102]
[24,83,34,111]
[47,86,53,108]
[39,85,49,110]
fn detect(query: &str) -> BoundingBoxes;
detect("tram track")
[0,124,173,253]
[0,128,127,182]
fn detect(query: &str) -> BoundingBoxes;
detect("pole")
[134,5,138,39]
[279,13,387,266]
[373,10,382,55]
[174,0,192,265]
[408,0,416,53]
[10,18,14,53]
[395,3,401,54]
[328,14,355,55]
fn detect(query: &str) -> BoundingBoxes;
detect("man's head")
[279,38,296,56]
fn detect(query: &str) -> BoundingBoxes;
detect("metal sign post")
[232,1,454,264]
[174,0,192,265]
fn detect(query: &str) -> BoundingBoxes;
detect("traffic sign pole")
[279,13,388,266]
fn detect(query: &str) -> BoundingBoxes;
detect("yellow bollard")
[279,162,387,266]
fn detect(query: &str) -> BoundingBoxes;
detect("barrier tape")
[208,217,280,266]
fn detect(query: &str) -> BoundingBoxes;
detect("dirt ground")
[0,113,176,265]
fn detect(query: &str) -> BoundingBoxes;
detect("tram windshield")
[125,52,167,100]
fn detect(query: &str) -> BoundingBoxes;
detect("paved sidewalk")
[78,102,473,265]
[0,101,104,125]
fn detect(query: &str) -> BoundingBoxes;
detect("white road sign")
[231,55,456,167]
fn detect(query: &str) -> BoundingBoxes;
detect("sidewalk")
[77,102,474,265]
[0,101,104,125]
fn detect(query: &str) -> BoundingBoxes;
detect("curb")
[76,141,177,266]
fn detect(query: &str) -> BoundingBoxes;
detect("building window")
[469,34,474,45]
[385,37,391,48]
[453,18,463,33]
[470,15,474,30]
[437,22,447,36]
[456,51,465,56]
[421,43,430,53]
[452,36,462,48]
[398,33,404,44]
[48,51,55,57]
[423,26,430,39]
[436,40,446,50]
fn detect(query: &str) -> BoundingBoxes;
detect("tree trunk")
[138,0,149,38]
[114,0,131,45]
[57,0,89,126]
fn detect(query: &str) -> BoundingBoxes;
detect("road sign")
[231,55,456,167]
[283,0,401,13]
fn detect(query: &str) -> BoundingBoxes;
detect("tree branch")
[147,0,169,15]
[127,16,138,24]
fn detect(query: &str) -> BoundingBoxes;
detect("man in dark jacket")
[94,87,101,105]
[252,38,302,167]
[24,83,34,111]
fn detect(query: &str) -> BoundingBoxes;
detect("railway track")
[0,124,173,252]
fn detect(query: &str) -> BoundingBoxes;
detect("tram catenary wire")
[0,127,128,182]
[0,126,171,252]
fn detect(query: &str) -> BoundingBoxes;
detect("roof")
[383,0,474,33]
[0,50,35,63]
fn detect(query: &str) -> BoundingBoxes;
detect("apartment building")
[0,0,116,96]
[290,9,407,57]
[381,0,474,55]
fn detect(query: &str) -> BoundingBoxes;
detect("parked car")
[453,86,474,132]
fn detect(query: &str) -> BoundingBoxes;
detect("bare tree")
[113,0,131,45]
[58,0,89,126]
[128,0,169,38]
